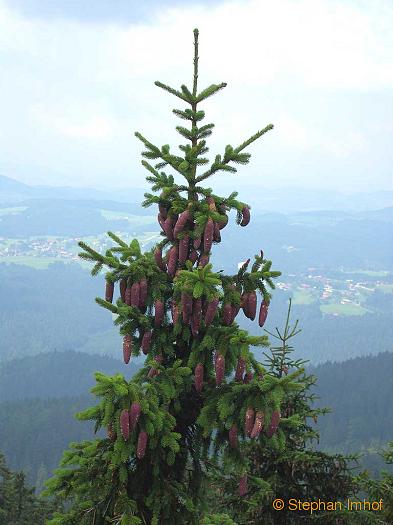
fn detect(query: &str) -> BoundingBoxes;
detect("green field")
[320,303,370,316]
[342,269,390,278]
[292,288,317,305]
[0,206,27,216]
[0,256,91,270]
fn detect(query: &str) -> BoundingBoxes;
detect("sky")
[0,0,392,194]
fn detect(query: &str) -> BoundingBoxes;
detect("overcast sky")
[0,0,392,193]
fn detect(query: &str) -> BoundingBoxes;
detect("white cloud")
[0,0,392,191]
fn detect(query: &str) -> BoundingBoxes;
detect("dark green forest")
[1,350,392,491]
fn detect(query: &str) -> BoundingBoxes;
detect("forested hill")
[310,352,393,459]
[0,351,141,401]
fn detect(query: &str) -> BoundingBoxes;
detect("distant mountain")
[1,174,392,212]
[0,174,146,205]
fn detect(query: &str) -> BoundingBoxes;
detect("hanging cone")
[222,303,233,326]
[244,408,255,437]
[266,410,281,438]
[188,249,198,264]
[137,431,148,459]
[167,244,178,277]
[174,210,191,238]
[139,278,148,308]
[198,253,210,267]
[154,299,164,327]
[130,282,140,308]
[248,291,257,320]
[141,331,152,355]
[204,297,219,326]
[203,218,214,253]
[240,206,250,226]
[178,234,190,266]
[154,247,166,271]
[194,363,204,393]
[129,402,141,432]
[243,371,253,384]
[215,354,225,386]
[258,300,269,327]
[239,474,248,496]
[120,409,130,440]
[125,286,132,306]
[250,411,264,439]
[123,335,132,364]
[181,292,193,324]
[235,357,245,382]
[105,281,114,303]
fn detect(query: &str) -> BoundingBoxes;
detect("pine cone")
[130,282,140,308]
[203,218,214,253]
[120,279,127,302]
[243,371,253,384]
[123,335,132,364]
[154,247,166,271]
[266,410,281,438]
[229,424,238,448]
[154,299,164,327]
[191,298,202,336]
[128,402,141,432]
[204,297,219,326]
[222,303,233,326]
[244,408,255,437]
[240,206,250,226]
[120,409,130,440]
[167,244,178,277]
[105,281,114,303]
[215,354,225,386]
[188,249,198,264]
[239,474,248,496]
[235,357,245,382]
[139,278,148,308]
[194,363,204,393]
[174,210,191,238]
[125,286,132,306]
[213,222,221,242]
[258,300,269,327]
[250,411,264,438]
[248,291,257,320]
[241,292,250,317]
[163,216,175,240]
[198,253,210,267]
[178,234,190,266]
[181,292,193,324]
[141,330,152,355]
[137,431,148,459]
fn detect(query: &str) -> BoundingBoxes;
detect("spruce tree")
[45,29,307,524]
[206,300,372,524]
